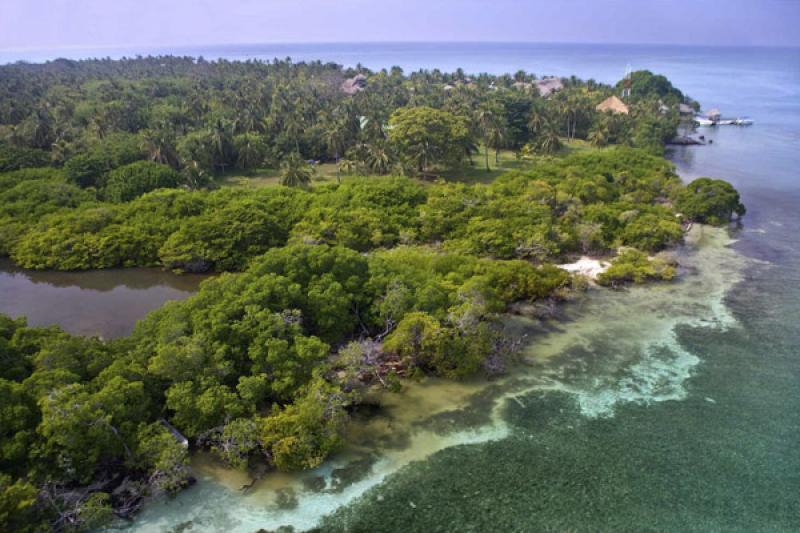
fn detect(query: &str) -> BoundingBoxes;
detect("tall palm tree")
[324,118,349,182]
[487,122,507,165]
[475,103,496,171]
[234,133,267,170]
[209,119,234,172]
[527,102,547,141]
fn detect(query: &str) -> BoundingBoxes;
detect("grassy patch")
[218,141,595,189]
[216,162,342,189]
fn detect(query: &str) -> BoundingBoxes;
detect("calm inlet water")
[2,43,797,531]
[0,260,204,338]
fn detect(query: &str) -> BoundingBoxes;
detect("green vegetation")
[0,56,745,530]
[0,57,686,185]
[597,249,677,287]
[3,147,694,272]
[387,106,472,175]
[675,177,746,225]
[0,243,568,529]
[104,160,181,202]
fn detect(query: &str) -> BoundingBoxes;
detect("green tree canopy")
[675,177,746,225]
[388,106,472,175]
[104,161,182,203]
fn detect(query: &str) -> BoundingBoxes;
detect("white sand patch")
[557,257,610,280]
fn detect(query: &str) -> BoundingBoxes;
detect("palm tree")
[588,125,609,147]
[30,109,54,149]
[527,102,547,141]
[475,103,496,171]
[50,138,70,166]
[324,118,349,182]
[234,133,267,170]
[364,143,393,175]
[142,128,180,169]
[209,119,234,172]
[339,158,358,176]
[486,121,507,165]
[280,152,314,188]
[537,123,562,155]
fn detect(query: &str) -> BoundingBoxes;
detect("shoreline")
[129,224,750,532]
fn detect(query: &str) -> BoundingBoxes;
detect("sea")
[2,43,798,532]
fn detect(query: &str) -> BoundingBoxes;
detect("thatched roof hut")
[535,77,563,97]
[679,103,694,115]
[341,74,367,95]
[596,95,629,115]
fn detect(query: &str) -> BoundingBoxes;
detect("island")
[0,57,744,531]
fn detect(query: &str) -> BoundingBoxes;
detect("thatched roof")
[535,77,563,97]
[596,95,629,114]
[679,103,694,114]
[341,74,367,95]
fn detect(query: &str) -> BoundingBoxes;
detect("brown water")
[0,259,206,338]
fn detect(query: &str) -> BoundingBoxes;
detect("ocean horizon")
[3,40,798,70]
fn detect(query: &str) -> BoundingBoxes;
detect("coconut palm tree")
[362,142,393,175]
[527,102,547,140]
[475,103,496,171]
[233,133,267,170]
[486,121,507,165]
[209,119,234,172]
[280,152,314,188]
[588,125,609,147]
[338,158,358,176]
[324,118,350,182]
[537,123,562,155]
[141,128,180,169]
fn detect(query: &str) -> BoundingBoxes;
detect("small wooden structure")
[596,95,630,115]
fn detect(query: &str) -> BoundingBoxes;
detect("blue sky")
[1,0,799,50]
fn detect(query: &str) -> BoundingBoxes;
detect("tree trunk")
[485,142,490,171]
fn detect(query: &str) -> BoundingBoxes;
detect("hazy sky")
[1,0,799,51]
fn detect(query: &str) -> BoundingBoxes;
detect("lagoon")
[0,260,205,338]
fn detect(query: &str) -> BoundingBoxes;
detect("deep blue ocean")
[3,43,798,532]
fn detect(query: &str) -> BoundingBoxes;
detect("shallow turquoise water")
[319,230,800,532]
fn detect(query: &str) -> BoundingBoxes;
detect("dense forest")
[0,57,745,531]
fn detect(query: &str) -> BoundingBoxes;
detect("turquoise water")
[14,43,793,531]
